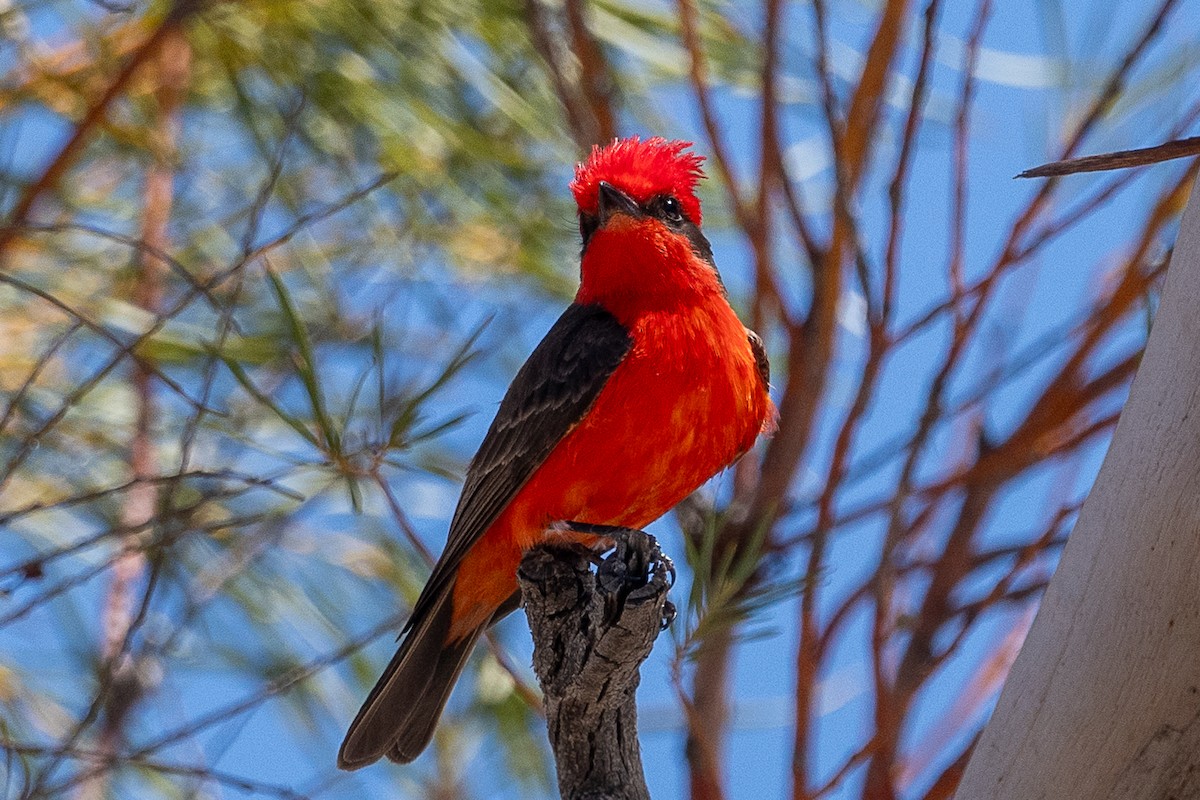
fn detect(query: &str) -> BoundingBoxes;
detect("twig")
[563,0,616,145]
[1017,136,1200,179]
[675,0,751,233]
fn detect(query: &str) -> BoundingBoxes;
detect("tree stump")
[517,532,674,800]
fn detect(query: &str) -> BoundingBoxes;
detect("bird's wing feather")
[405,302,633,630]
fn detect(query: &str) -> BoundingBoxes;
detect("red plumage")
[339,137,774,769]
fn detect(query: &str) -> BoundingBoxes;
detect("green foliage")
[675,500,799,661]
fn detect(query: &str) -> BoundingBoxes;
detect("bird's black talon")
[661,599,677,631]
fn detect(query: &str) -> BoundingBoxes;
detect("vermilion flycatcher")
[339,137,774,768]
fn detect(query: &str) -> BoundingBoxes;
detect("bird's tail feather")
[337,586,482,769]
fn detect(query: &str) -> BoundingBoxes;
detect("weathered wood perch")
[518,532,674,800]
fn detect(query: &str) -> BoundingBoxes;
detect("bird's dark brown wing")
[405,302,633,629]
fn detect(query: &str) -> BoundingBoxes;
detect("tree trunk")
[955,174,1200,799]
[518,534,673,800]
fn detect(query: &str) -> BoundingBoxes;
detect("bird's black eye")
[658,195,684,224]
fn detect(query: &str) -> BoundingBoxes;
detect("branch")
[518,535,674,800]
[1017,136,1200,179]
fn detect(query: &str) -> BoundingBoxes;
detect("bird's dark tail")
[337,586,481,769]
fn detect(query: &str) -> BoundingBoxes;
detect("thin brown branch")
[792,4,915,796]
[884,0,942,323]
[753,0,811,326]
[873,476,996,798]
[813,738,875,798]
[675,0,752,234]
[809,0,844,156]
[0,320,82,437]
[0,468,296,529]
[681,2,794,796]
[1018,136,1200,179]
[840,0,912,189]
[241,171,398,264]
[0,269,213,413]
[797,12,945,795]
[946,0,993,329]
[686,623,733,800]
[563,0,617,146]
[524,0,595,151]
[1,742,311,800]
[524,0,617,151]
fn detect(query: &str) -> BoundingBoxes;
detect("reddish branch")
[563,0,617,145]
[790,0,915,794]
[839,0,912,189]
[672,3,783,796]
[523,0,615,151]
[675,0,751,233]
[76,28,191,800]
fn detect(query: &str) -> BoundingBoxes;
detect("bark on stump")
[518,534,673,800]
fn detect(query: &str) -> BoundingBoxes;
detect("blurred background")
[0,0,1198,798]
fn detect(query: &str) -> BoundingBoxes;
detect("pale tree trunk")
[955,174,1200,799]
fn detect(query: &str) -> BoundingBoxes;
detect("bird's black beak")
[597,181,643,227]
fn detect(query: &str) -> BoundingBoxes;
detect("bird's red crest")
[570,137,706,225]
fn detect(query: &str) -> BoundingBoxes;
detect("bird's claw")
[660,599,677,631]
[555,521,675,629]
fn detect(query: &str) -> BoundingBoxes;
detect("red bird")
[338,137,775,768]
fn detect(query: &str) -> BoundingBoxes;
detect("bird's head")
[569,137,721,311]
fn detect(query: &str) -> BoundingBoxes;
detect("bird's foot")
[556,521,675,629]
[553,521,676,586]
